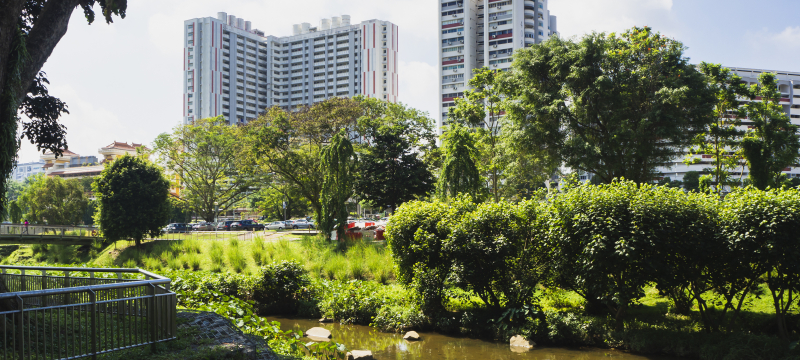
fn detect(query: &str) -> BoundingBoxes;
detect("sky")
[16,0,800,163]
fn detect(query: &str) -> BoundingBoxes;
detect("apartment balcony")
[337,50,350,56]
[442,20,464,29]
[336,65,350,71]
[442,58,464,65]
[441,4,463,12]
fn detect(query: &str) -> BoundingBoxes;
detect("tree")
[683,171,701,192]
[93,155,170,246]
[721,187,800,340]
[355,130,434,210]
[740,73,800,190]
[8,199,22,223]
[246,97,436,223]
[18,173,87,225]
[547,181,652,331]
[319,131,356,240]
[449,68,506,201]
[0,1,126,227]
[153,116,257,222]
[684,63,748,195]
[437,124,483,199]
[504,27,715,184]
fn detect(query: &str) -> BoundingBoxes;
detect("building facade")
[11,161,45,183]
[438,0,558,135]
[183,13,399,124]
[654,67,800,183]
[40,142,146,179]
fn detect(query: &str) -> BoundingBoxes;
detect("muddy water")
[270,317,679,360]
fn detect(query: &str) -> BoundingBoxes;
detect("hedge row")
[386,181,800,338]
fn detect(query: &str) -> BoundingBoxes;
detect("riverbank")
[2,238,799,359]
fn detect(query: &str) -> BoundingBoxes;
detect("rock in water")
[403,331,421,341]
[319,317,333,323]
[304,327,332,341]
[509,335,535,350]
[346,350,374,359]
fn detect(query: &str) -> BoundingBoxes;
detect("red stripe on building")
[363,76,366,96]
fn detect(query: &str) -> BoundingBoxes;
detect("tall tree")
[0,1,126,224]
[684,63,749,195]
[437,124,483,199]
[504,27,715,184]
[740,73,800,190]
[153,116,256,222]
[93,155,170,246]
[355,130,434,211]
[246,97,436,222]
[18,173,87,225]
[448,68,505,201]
[319,131,356,240]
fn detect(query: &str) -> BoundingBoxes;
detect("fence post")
[117,273,124,316]
[16,296,23,360]
[20,269,25,292]
[64,271,70,305]
[41,270,47,307]
[89,289,97,359]
[147,283,156,353]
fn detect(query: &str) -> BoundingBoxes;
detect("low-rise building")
[41,142,147,179]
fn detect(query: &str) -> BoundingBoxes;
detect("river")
[270,317,680,360]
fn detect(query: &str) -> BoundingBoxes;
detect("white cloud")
[18,84,134,163]
[737,26,800,70]
[550,0,678,38]
[398,61,438,119]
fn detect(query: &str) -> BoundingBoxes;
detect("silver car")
[291,220,315,229]
[192,222,215,231]
[265,221,287,230]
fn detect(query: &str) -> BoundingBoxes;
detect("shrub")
[209,242,224,265]
[227,245,247,273]
[252,261,311,314]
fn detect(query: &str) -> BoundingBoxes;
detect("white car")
[265,221,288,230]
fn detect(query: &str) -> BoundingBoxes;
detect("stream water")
[270,317,680,360]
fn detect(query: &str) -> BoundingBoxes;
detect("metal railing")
[0,225,99,237]
[0,266,176,360]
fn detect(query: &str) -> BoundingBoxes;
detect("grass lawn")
[88,235,395,283]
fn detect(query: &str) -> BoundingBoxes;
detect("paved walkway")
[177,310,279,360]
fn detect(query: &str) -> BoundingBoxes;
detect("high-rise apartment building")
[184,13,399,124]
[438,0,558,135]
[654,67,800,183]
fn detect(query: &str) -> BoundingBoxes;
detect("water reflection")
[270,317,680,360]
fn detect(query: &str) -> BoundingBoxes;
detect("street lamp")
[214,201,219,225]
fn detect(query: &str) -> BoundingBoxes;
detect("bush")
[252,260,311,314]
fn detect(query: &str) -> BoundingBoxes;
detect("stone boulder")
[346,350,374,360]
[305,327,332,341]
[319,317,334,323]
[509,335,535,350]
[403,331,421,341]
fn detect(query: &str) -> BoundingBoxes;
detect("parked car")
[292,220,315,229]
[229,221,243,231]
[237,219,265,231]
[216,221,237,231]
[265,221,287,230]
[192,222,215,231]
[163,223,189,234]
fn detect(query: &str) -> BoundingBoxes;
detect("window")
[442,9,464,16]
[489,30,512,38]
[442,46,464,53]
[489,0,512,8]
[443,64,465,71]
[442,27,464,34]
[489,58,512,65]
[442,19,461,26]
[442,37,465,45]
[441,1,462,8]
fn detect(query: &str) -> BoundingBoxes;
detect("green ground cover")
[3,234,799,359]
